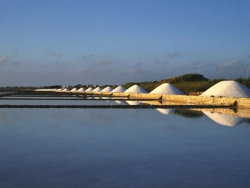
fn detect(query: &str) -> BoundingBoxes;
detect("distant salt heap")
[77,88,85,92]
[101,86,113,92]
[111,86,126,93]
[201,80,250,98]
[71,88,77,92]
[150,83,184,95]
[124,85,148,93]
[85,87,93,92]
[92,87,102,92]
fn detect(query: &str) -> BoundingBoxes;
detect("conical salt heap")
[92,87,102,92]
[77,88,85,92]
[150,83,184,95]
[85,87,93,92]
[124,85,148,93]
[71,88,77,92]
[101,86,113,92]
[201,80,250,98]
[111,86,126,92]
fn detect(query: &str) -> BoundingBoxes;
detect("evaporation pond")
[0,108,250,188]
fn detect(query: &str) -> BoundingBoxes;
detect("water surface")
[0,108,249,188]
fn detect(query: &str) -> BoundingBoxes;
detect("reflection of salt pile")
[201,81,250,98]
[111,86,126,92]
[77,88,85,92]
[101,86,113,92]
[150,83,184,95]
[124,85,148,93]
[156,108,173,115]
[85,87,93,92]
[126,101,142,105]
[115,100,127,105]
[92,87,102,92]
[203,111,246,126]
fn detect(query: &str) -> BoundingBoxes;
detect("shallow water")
[0,108,250,188]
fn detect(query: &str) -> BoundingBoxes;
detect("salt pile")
[77,88,85,92]
[150,83,184,95]
[124,85,148,93]
[85,87,93,92]
[92,87,102,92]
[201,81,250,98]
[71,88,77,92]
[203,111,246,126]
[101,86,113,92]
[111,86,126,93]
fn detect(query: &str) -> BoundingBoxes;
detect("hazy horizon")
[1,0,250,86]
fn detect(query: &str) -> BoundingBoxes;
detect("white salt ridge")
[101,86,113,92]
[124,85,148,93]
[201,80,250,98]
[150,83,184,95]
[77,88,85,92]
[203,111,246,126]
[85,87,93,92]
[111,86,126,93]
[92,87,102,92]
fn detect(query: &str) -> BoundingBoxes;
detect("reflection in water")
[155,108,173,115]
[203,111,246,126]
[1,108,250,187]
[173,109,203,119]
[115,100,127,105]
[125,100,142,105]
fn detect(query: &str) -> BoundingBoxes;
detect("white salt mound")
[111,86,126,93]
[203,111,246,126]
[124,85,148,93]
[77,88,85,92]
[71,88,77,91]
[150,83,184,95]
[201,80,250,98]
[101,86,113,92]
[85,87,93,92]
[92,87,102,92]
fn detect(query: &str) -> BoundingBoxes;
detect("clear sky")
[0,0,250,86]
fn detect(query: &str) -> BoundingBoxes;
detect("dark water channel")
[0,107,250,188]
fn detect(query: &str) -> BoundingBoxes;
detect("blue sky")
[0,0,250,86]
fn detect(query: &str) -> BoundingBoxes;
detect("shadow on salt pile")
[203,111,246,126]
[201,80,250,98]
